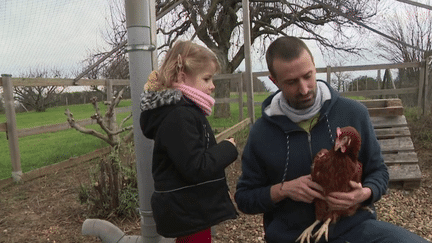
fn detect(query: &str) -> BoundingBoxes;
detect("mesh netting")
[0,0,111,77]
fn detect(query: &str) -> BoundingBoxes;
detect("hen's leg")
[296,220,320,243]
[313,218,331,242]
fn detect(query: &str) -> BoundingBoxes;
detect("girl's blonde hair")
[147,41,220,91]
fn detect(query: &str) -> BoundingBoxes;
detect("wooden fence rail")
[1,60,430,182]
[253,61,429,113]
[0,118,251,189]
[0,108,127,138]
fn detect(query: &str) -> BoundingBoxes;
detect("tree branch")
[65,109,117,147]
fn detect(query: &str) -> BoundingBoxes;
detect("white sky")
[0,0,111,77]
[0,0,430,92]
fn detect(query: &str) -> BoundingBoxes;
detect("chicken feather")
[297,126,363,243]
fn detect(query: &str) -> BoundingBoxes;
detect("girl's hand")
[226,137,236,146]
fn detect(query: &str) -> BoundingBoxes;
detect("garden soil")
[1,115,431,242]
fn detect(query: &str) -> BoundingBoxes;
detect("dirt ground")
[1,114,432,242]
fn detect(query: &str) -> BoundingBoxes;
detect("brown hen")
[297,126,363,243]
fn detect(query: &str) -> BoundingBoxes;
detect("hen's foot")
[296,220,320,243]
[313,218,331,242]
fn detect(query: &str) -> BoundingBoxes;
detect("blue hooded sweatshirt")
[235,80,389,243]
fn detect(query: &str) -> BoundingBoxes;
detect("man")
[234,36,429,243]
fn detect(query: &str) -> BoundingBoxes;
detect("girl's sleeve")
[159,107,238,183]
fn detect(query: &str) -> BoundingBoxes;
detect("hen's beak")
[334,142,345,152]
[334,137,351,153]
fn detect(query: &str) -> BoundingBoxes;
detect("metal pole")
[2,74,22,182]
[242,0,255,124]
[124,1,163,242]
[149,0,157,70]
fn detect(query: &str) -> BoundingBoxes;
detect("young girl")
[140,41,238,242]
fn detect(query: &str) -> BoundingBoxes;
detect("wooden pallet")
[360,99,422,189]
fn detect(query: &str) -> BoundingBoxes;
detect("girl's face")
[182,62,216,95]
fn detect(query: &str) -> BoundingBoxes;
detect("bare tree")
[375,4,432,105]
[376,4,432,84]
[157,0,379,117]
[81,0,128,95]
[332,70,352,93]
[157,0,380,73]
[65,88,133,148]
[328,60,353,92]
[348,75,378,92]
[376,5,432,64]
[66,88,134,216]
[14,68,65,112]
[88,0,380,74]
[82,0,380,117]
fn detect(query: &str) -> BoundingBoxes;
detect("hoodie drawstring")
[325,115,334,144]
[280,116,334,185]
[281,133,290,184]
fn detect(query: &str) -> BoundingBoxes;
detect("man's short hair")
[266,36,314,79]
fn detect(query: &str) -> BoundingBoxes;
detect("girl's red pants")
[175,228,211,243]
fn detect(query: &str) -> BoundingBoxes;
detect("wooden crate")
[360,99,422,189]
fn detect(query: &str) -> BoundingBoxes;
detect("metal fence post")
[2,74,22,182]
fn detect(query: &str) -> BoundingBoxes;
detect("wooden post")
[365,77,368,90]
[238,74,244,122]
[377,69,381,89]
[424,56,431,115]
[418,61,425,112]
[105,80,118,144]
[377,70,381,92]
[106,79,113,102]
[326,66,331,85]
[2,74,22,182]
[242,0,255,124]
[214,79,231,118]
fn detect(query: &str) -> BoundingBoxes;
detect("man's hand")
[271,175,325,204]
[225,137,236,146]
[325,181,371,210]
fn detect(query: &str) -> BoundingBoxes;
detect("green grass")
[0,95,269,180]
[0,100,133,180]
[208,92,270,128]
[0,128,107,178]
[0,100,132,129]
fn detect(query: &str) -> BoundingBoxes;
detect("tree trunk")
[214,79,231,118]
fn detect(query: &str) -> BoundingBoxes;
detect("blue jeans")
[330,219,430,243]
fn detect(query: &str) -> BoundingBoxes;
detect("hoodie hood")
[140,89,182,139]
[261,80,340,132]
